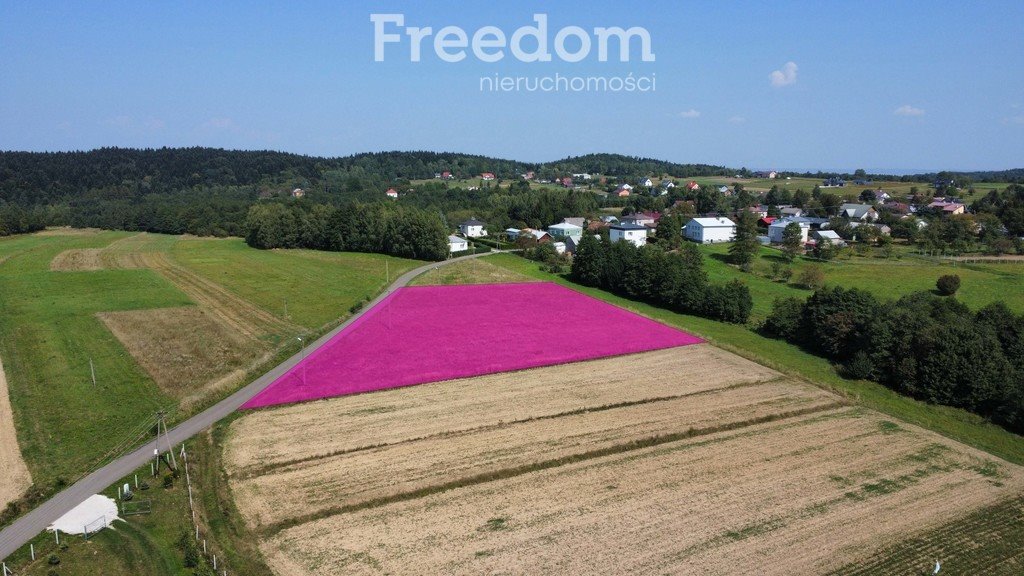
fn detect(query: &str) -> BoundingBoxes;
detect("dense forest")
[0,147,732,239]
[762,288,1024,434]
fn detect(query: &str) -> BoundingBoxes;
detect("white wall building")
[458,218,488,237]
[768,219,810,244]
[609,223,648,247]
[448,235,469,253]
[683,217,737,244]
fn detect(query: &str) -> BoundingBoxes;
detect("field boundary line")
[258,401,850,536]
[234,377,793,479]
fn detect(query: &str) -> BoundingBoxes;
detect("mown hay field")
[225,344,1024,575]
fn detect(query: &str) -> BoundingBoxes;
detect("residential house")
[661,179,676,189]
[822,177,846,187]
[600,215,619,224]
[882,201,911,215]
[717,185,731,194]
[638,177,654,188]
[848,222,892,236]
[522,171,535,180]
[839,203,879,222]
[745,205,769,219]
[560,177,574,188]
[448,235,469,253]
[459,218,488,237]
[564,234,600,254]
[768,218,810,244]
[609,222,648,247]
[686,181,701,192]
[873,190,891,202]
[572,173,593,180]
[621,212,659,228]
[291,188,305,198]
[441,170,454,180]
[810,229,847,247]
[684,217,737,244]
[505,227,523,240]
[551,242,567,255]
[547,222,584,241]
[562,217,586,228]
[779,206,803,218]
[524,228,551,243]
[481,172,496,181]
[617,186,632,197]
[927,200,966,215]
[385,188,399,199]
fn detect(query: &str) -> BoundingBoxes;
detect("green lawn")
[698,243,1024,321]
[0,232,421,491]
[171,238,419,330]
[0,232,190,482]
[483,253,1024,466]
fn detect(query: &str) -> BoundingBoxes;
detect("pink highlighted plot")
[242,282,703,409]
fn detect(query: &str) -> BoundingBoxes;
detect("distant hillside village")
[438,169,1019,261]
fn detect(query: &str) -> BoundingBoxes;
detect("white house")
[448,235,469,253]
[811,229,846,247]
[684,217,737,244]
[458,218,488,237]
[385,188,399,199]
[547,222,583,240]
[572,173,593,180]
[839,204,879,222]
[638,177,654,188]
[768,219,810,244]
[609,223,648,247]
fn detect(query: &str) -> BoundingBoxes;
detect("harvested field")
[231,379,840,529]
[259,407,1023,576]
[242,283,703,408]
[97,306,265,399]
[49,248,105,271]
[411,258,537,286]
[0,353,32,509]
[225,345,777,472]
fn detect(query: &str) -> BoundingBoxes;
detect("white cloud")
[728,116,746,124]
[769,61,798,87]
[894,105,925,117]
[678,109,701,119]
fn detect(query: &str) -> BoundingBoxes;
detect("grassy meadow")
[697,243,1024,321]
[0,231,419,488]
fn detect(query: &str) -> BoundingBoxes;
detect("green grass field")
[697,243,1024,321]
[0,231,419,489]
[482,253,1024,466]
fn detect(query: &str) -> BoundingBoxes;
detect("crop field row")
[256,406,1021,576]
[226,342,1024,575]
[225,345,778,472]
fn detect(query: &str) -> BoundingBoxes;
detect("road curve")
[0,250,500,561]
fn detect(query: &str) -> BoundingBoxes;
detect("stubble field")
[225,343,1024,575]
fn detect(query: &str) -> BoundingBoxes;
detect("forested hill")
[0,147,729,205]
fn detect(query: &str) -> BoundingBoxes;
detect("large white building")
[609,223,648,247]
[458,218,488,237]
[768,218,810,244]
[683,217,737,244]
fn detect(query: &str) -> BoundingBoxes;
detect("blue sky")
[1,1,1022,171]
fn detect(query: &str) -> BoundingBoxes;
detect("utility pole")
[156,410,176,471]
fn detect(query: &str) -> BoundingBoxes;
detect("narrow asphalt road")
[0,250,499,562]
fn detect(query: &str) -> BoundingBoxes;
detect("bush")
[762,297,803,340]
[796,266,826,290]
[48,554,61,565]
[163,474,174,489]
[936,274,961,296]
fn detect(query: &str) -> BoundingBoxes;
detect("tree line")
[762,287,1024,434]
[571,235,752,324]
[244,201,449,261]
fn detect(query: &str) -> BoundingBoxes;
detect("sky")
[1,1,1023,172]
